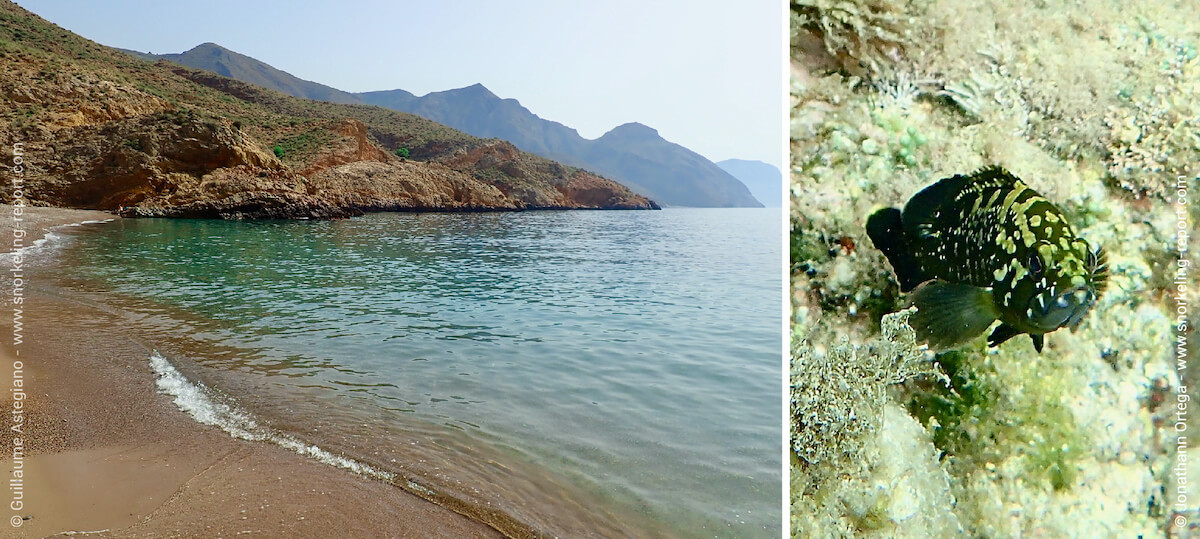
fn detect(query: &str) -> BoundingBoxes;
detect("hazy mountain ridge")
[133,42,763,208]
[358,84,588,166]
[717,159,783,208]
[358,86,764,208]
[123,43,365,105]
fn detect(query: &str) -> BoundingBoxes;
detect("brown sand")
[0,207,502,538]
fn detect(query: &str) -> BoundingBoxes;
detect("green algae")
[906,350,993,456]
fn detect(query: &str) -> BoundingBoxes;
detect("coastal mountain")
[579,121,761,208]
[717,159,783,208]
[0,2,655,218]
[127,42,762,208]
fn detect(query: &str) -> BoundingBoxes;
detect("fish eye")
[1028,253,1043,275]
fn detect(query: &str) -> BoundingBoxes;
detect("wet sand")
[0,207,501,538]
[0,204,115,247]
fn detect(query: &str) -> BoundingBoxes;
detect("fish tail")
[866,207,927,292]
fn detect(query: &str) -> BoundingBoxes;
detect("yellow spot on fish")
[1038,244,1055,262]
[1013,198,1039,220]
[1012,262,1028,282]
[986,190,1002,208]
[1022,229,1037,248]
[1001,186,1026,213]
[994,267,1008,281]
[1029,215,1042,227]
[1046,213,1059,223]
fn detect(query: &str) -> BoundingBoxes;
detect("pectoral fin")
[986,324,1045,353]
[908,280,1000,351]
[987,323,1020,347]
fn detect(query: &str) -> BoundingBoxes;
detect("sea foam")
[148,351,395,481]
[1,230,64,259]
[1,217,114,264]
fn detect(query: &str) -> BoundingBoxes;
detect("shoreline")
[0,205,117,250]
[1,207,502,537]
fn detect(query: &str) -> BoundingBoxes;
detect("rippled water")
[45,208,783,537]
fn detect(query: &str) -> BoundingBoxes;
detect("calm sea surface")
[43,208,782,537]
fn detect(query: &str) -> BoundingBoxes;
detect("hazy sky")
[15,0,785,171]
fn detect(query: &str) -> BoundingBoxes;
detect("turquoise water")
[47,208,782,537]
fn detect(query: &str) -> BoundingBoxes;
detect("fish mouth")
[1029,287,1094,331]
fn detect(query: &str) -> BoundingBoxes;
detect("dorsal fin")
[901,173,971,241]
[967,165,1021,185]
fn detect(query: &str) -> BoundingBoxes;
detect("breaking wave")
[147,351,395,481]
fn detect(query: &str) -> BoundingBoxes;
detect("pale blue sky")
[16,0,785,171]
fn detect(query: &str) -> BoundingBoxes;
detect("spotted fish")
[866,166,1107,353]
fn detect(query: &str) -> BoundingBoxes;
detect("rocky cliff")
[0,2,656,218]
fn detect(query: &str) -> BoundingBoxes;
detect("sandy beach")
[0,206,501,538]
